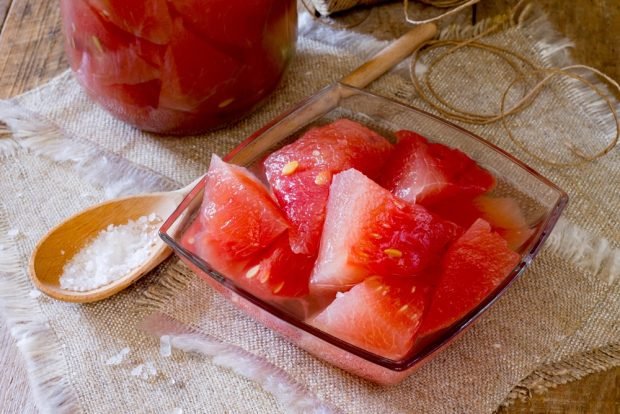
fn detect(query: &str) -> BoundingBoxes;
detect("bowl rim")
[159,83,569,371]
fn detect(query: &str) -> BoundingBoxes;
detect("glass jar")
[60,0,297,135]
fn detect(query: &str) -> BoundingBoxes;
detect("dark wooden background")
[0,0,618,412]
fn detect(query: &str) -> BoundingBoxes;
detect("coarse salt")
[7,228,20,238]
[105,347,131,366]
[28,289,42,299]
[131,361,157,380]
[160,335,172,357]
[59,215,162,291]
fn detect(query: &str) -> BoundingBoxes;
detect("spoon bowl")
[29,177,203,303]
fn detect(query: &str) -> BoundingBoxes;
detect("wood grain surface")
[0,0,618,413]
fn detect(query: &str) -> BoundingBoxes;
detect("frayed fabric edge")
[546,218,620,286]
[0,100,178,198]
[142,312,340,414]
[135,260,194,312]
[0,206,82,414]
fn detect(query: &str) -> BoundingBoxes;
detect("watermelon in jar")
[60,0,297,135]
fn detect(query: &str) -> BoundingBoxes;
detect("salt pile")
[59,214,161,291]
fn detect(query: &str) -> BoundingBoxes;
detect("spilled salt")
[7,228,20,238]
[160,335,172,357]
[59,214,162,291]
[171,408,183,414]
[131,361,157,380]
[28,289,42,299]
[105,347,131,366]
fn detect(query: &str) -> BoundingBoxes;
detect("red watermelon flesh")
[264,119,393,255]
[194,155,289,277]
[418,219,520,338]
[159,18,241,112]
[87,0,173,44]
[430,195,535,251]
[380,130,495,205]
[241,233,315,298]
[310,276,428,360]
[310,169,460,291]
[170,0,271,51]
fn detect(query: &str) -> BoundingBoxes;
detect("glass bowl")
[159,83,568,385]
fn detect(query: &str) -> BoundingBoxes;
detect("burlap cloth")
[0,3,618,413]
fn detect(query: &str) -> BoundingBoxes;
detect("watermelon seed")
[383,248,403,258]
[245,265,260,279]
[91,36,104,54]
[410,286,417,293]
[259,272,269,284]
[314,171,331,185]
[272,282,285,294]
[370,233,382,239]
[218,98,235,108]
[398,304,409,313]
[187,237,195,245]
[381,223,391,229]
[281,161,299,176]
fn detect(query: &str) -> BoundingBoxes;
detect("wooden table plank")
[0,0,12,29]
[0,1,617,412]
[0,0,66,99]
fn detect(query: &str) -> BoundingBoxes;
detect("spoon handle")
[340,23,437,89]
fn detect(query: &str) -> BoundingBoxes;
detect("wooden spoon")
[29,23,437,303]
[29,176,205,303]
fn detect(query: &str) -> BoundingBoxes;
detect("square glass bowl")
[159,83,568,385]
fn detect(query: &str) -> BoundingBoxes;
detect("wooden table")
[0,0,618,412]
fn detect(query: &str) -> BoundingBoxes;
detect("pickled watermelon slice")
[192,155,289,277]
[311,276,428,360]
[418,219,520,338]
[430,195,535,251]
[159,18,241,112]
[170,0,270,51]
[380,130,495,205]
[264,119,393,255]
[87,0,173,44]
[242,233,315,298]
[310,169,459,291]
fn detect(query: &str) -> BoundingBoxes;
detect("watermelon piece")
[242,234,315,298]
[430,195,535,251]
[380,130,496,205]
[61,0,163,86]
[78,77,161,109]
[169,0,271,51]
[310,169,460,291]
[159,18,241,112]
[310,276,428,359]
[87,0,173,44]
[264,119,393,255]
[192,155,289,277]
[418,219,520,338]
[78,47,160,86]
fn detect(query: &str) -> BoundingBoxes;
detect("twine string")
[404,0,481,25]
[408,1,620,166]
